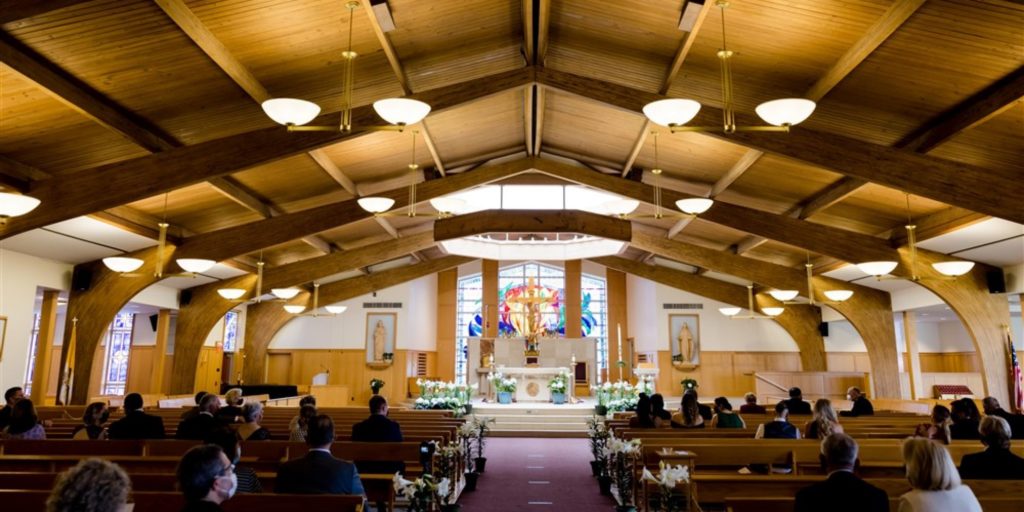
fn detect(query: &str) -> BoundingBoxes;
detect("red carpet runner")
[457,437,618,511]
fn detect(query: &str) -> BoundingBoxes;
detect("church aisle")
[457,437,617,511]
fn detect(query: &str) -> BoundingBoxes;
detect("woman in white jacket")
[898,437,981,512]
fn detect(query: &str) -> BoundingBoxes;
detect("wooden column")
[903,311,923,400]
[30,290,60,404]
[607,269,631,382]
[564,260,582,338]
[150,309,171,394]
[481,260,499,338]
[436,269,458,381]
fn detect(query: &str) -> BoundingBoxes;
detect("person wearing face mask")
[205,429,263,493]
[46,458,132,512]
[839,387,874,417]
[73,402,110,440]
[176,445,237,511]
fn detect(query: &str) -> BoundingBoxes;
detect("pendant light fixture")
[358,131,463,219]
[217,288,246,300]
[284,283,345,317]
[0,192,41,224]
[272,288,301,300]
[102,257,144,274]
[218,253,266,303]
[770,255,854,306]
[720,285,784,319]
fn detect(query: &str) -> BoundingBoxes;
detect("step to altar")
[469,399,599,438]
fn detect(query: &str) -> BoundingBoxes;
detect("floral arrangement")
[370,378,385,392]
[471,416,495,462]
[641,461,691,512]
[607,435,642,507]
[635,375,655,396]
[489,372,517,393]
[433,443,462,505]
[586,416,611,475]
[414,379,477,416]
[458,421,478,471]
[548,371,571,394]
[393,473,449,512]
[591,380,653,412]
[680,378,698,391]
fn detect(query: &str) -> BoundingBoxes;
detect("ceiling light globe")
[357,197,396,214]
[429,197,467,215]
[283,305,306,314]
[325,305,347,314]
[931,261,975,277]
[643,99,702,127]
[177,258,216,274]
[823,289,854,302]
[217,288,246,300]
[0,192,42,219]
[600,199,640,216]
[102,257,144,273]
[762,307,785,317]
[768,290,799,302]
[261,98,321,126]
[373,98,431,126]
[855,261,899,277]
[719,307,741,317]
[755,98,816,126]
[271,288,301,300]
[676,198,714,215]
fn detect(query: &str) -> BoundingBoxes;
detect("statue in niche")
[679,322,695,363]
[373,320,387,362]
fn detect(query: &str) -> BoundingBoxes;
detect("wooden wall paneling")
[269,348,419,407]
[436,269,458,381]
[607,268,630,382]
[151,309,171,394]
[564,260,582,338]
[266,353,292,386]
[125,346,155,397]
[903,310,923,399]
[29,290,59,403]
[481,260,498,339]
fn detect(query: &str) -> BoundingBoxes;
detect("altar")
[468,337,597,397]
[486,366,568,402]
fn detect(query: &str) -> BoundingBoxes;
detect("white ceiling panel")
[954,237,1024,267]
[160,275,218,290]
[917,218,1024,254]
[47,217,155,252]
[320,269,366,285]
[845,277,916,292]
[202,263,249,280]
[653,257,699,274]
[822,264,865,281]
[1,230,120,264]
[701,271,751,287]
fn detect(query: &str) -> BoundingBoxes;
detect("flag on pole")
[1009,328,1023,413]
[61,318,78,405]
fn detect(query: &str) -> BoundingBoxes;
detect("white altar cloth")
[496,366,568,402]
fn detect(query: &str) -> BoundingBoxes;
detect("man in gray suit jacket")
[275,414,365,497]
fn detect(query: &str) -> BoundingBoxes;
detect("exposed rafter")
[0,0,92,25]
[432,209,632,242]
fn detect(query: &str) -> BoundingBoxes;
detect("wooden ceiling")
[1,0,1021,281]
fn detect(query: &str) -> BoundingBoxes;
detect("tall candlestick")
[617,323,623,381]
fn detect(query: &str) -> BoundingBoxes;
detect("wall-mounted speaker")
[71,268,92,291]
[180,289,193,306]
[986,270,1006,294]
[818,322,829,337]
[149,314,159,332]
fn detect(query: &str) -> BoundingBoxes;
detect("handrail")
[753,373,789,394]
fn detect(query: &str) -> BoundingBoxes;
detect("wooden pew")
[0,490,364,512]
[691,475,1024,503]
[724,496,1020,512]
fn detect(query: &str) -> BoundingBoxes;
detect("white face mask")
[220,472,238,499]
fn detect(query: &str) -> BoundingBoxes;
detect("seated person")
[47,458,132,512]
[2,398,45,439]
[289,395,317,431]
[217,388,245,424]
[72,402,110,440]
[684,389,713,420]
[709,397,745,428]
[0,386,25,431]
[959,416,1024,480]
[352,396,404,442]
[756,401,800,439]
[795,433,889,512]
[276,414,366,497]
[181,391,208,421]
[176,445,237,511]
[108,393,166,440]
[629,394,658,428]
[982,396,1024,439]
[670,393,704,428]
[650,394,672,424]
[950,398,982,440]
[915,405,952,444]
[206,429,263,493]
[804,399,844,440]
[899,438,981,511]
[739,392,766,415]
[290,404,318,442]
[176,393,225,440]
[780,387,812,415]
[236,402,271,441]
[840,386,874,417]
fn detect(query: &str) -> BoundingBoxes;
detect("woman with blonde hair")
[46,458,131,512]
[804,399,844,439]
[898,438,981,511]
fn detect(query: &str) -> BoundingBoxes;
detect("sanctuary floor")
[457,437,617,511]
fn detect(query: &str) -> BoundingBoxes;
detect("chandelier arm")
[340,2,358,132]
[255,260,264,303]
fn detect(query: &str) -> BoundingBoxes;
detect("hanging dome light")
[719,307,741,317]
[283,304,306,314]
[856,261,899,277]
[931,261,975,277]
[823,289,854,302]
[261,98,321,126]
[755,98,816,127]
[325,305,347,314]
[217,288,246,300]
[643,99,702,127]
[600,199,640,217]
[768,290,798,302]
[272,288,301,300]
[676,198,714,215]
[177,258,216,274]
[373,98,431,126]
[357,197,396,214]
[762,307,785,317]
[102,257,144,273]
[0,192,41,223]
[429,197,466,216]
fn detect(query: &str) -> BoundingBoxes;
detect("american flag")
[1010,330,1023,412]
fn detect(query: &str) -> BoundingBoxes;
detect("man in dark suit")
[983,396,1024,439]
[840,386,874,417]
[180,391,208,421]
[176,393,225,440]
[352,396,403,442]
[959,416,1024,480]
[781,387,812,415]
[107,393,166,439]
[276,414,366,497]
[794,433,889,511]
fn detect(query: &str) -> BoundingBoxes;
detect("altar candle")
[617,323,622,355]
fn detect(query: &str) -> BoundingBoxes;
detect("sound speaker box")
[986,270,1006,294]
[149,314,159,332]
[180,289,193,306]
[819,322,829,337]
[71,268,92,291]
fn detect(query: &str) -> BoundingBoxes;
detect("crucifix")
[507,278,551,366]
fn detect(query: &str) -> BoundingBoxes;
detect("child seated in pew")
[46,458,132,512]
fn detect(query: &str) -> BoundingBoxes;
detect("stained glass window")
[582,274,608,379]
[23,313,41,396]
[455,275,482,384]
[223,311,239,352]
[101,313,135,396]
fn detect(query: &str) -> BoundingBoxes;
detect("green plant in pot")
[586,416,610,478]
[608,436,642,511]
[472,416,494,473]
[592,381,612,416]
[370,378,385,395]
[680,378,698,393]
[491,372,516,404]
[548,371,570,405]
[434,442,462,511]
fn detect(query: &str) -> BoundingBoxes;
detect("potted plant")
[592,381,611,416]
[393,473,445,512]
[608,436,642,512]
[472,416,494,473]
[680,378,699,393]
[641,461,691,512]
[435,443,462,511]
[492,373,516,404]
[370,378,385,395]
[586,416,610,478]
[383,352,394,362]
[458,421,479,491]
[548,372,569,404]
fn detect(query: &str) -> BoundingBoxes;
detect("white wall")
[625,275,799,353]
[0,249,72,391]
[269,276,437,351]
[131,315,157,346]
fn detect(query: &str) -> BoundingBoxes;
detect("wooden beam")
[89,207,186,243]
[208,177,274,218]
[536,68,1024,224]
[522,0,535,65]
[307,149,357,195]
[661,0,712,94]
[666,217,694,239]
[536,0,551,65]
[0,31,178,153]
[533,85,546,156]
[734,236,769,255]
[375,216,400,238]
[0,0,94,26]
[432,209,633,243]
[709,149,763,197]
[797,176,868,219]
[420,123,447,176]
[360,0,410,94]
[896,65,1024,153]
[890,206,988,246]
[524,84,535,155]
[29,290,60,403]
[620,123,650,178]
[0,67,535,239]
